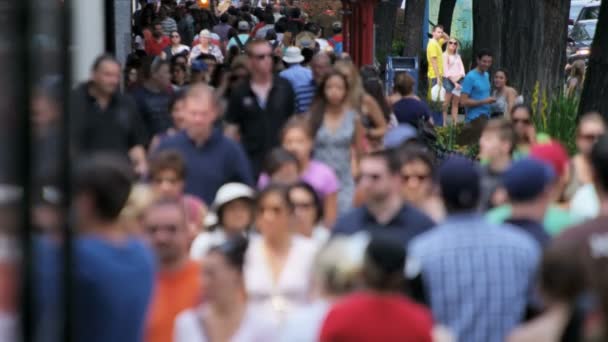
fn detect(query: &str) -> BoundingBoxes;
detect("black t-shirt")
[70,82,146,161]
[225,76,296,176]
[130,86,173,140]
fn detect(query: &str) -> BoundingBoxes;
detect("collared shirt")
[156,130,254,204]
[225,76,296,176]
[70,82,146,161]
[461,69,491,121]
[332,204,435,246]
[408,214,540,342]
[280,65,315,114]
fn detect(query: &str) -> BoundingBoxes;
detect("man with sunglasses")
[143,198,202,342]
[225,39,296,178]
[333,150,434,247]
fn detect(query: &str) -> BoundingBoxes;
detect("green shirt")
[486,204,584,236]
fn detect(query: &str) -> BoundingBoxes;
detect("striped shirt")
[279,65,316,114]
[408,214,540,342]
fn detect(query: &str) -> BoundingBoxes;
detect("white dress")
[173,305,276,342]
[244,235,318,326]
[279,300,331,342]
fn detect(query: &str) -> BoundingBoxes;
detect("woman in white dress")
[244,184,318,326]
[174,237,275,342]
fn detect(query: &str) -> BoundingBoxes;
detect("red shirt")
[145,36,171,57]
[320,292,433,342]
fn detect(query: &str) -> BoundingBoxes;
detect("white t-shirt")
[279,300,331,342]
[244,235,318,326]
[570,184,600,220]
[173,305,276,342]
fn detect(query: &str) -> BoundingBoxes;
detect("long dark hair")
[309,70,350,138]
[363,78,391,122]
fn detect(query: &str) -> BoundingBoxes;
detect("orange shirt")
[146,260,202,342]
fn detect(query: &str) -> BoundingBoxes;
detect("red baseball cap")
[529,140,569,178]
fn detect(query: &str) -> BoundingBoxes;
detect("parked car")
[567,19,596,63]
[569,0,593,32]
[576,1,601,22]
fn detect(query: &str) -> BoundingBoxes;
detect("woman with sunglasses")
[442,39,465,125]
[244,185,318,326]
[510,104,537,154]
[568,112,606,219]
[160,31,190,61]
[174,237,276,342]
[398,145,445,223]
[288,182,330,244]
[491,68,520,119]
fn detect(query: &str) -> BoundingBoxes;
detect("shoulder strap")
[235,36,247,51]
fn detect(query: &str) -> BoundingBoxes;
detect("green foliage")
[458,41,473,70]
[435,124,480,159]
[530,87,579,155]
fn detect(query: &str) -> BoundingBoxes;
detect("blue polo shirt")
[156,129,254,204]
[332,204,435,246]
[280,65,315,114]
[461,69,491,122]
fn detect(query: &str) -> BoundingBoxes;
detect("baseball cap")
[384,124,418,149]
[529,140,569,178]
[238,21,250,31]
[438,156,480,209]
[190,60,208,72]
[502,158,556,202]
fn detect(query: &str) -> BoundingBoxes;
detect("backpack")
[234,35,249,54]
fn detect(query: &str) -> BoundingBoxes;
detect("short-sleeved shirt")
[145,36,171,57]
[426,38,445,79]
[461,69,492,121]
[320,292,433,342]
[145,260,202,342]
[70,82,146,161]
[279,64,315,114]
[155,130,254,204]
[487,204,583,237]
[258,160,339,198]
[332,204,435,246]
[227,34,251,49]
[392,98,431,127]
[225,77,296,176]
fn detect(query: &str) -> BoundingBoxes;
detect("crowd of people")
[24,1,608,342]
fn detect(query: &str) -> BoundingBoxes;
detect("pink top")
[258,160,339,199]
[443,52,466,80]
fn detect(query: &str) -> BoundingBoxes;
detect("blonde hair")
[120,184,156,221]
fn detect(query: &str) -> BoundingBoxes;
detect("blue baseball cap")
[191,60,208,73]
[502,158,556,202]
[438,156,480,208]
[384,124,418,149]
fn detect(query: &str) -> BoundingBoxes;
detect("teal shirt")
[486,204,584,236]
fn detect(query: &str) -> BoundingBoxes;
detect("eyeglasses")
[401,174,430,183]
[448,41,458,45]
[578,133,602,142]
[512,118,531,125]
[251,53,273,61]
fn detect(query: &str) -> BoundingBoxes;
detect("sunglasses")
[401,174,430,183]
[251,53,273,60]
[448,41,458,45]
[578,133,601,142]
[512,118,531,125]
[171,35,180,38]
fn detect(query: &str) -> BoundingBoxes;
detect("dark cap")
[503,158,555,202]
[438,156,480,209]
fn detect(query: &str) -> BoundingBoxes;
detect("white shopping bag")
[431,84,446,102]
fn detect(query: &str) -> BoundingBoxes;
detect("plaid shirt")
[408,214,540,342]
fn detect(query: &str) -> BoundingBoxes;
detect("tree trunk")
[501,0,569,104]
[374,0,403,64]
[402,0,426,57]
[437,0,457,34]
[579,0,608,118]
[472,0,503,69]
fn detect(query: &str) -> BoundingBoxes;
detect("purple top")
[258,160,339,198]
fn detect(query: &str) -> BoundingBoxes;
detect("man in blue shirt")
[461,49,496,122]
[280,46,315,114]
[35,154,156,342]
[408,156,540,342]
[156,84,254,204]
[333,149,435,246]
